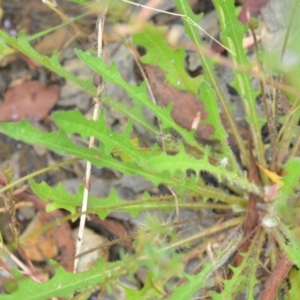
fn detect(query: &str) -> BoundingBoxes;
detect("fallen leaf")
[52,209,76,272]
[17,192,75,272]
[144,65,248,147]
[0,81,59,122]
[34,27,73,56]
[21,212,58,262]
[90,216,133,251]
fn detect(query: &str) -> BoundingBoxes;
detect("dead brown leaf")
[91,216,133,252]
[17,192,75,272]
[21,212,58,262]
[0,81,59,122]
[34,27,73,56]
[144,65,248,147]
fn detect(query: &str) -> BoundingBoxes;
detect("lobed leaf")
[0,30,96,96]
[211,0,265,169]
[198,81,237,168]
[102,96,159,136]
[0,119,245,204]
[132,24,202,94]
[168,220,244,299]
[30,180,235,219]
[52,109,146,164]
[75,49,204,152]
[0,29,160,140]
[0,260,121,300]
[275,158,300,211]
[0,119,164,186]
[211,264,256,300]
[123,272,162,299]
[146,143,259,193]
[174,0,241,171]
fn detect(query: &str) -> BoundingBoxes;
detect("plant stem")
[248,21,270,183]
[73,7,107,273]
[162,215,245,251]
[0,158,80,195]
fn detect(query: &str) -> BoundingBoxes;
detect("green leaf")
[0,30,96,96]
[30,180,176,218]
[132,22,239,172]
[0,119,157,183]
[274,228,300,269]
[211,0,265,169]
[0,119,157,184]
[75,49,204,152]
[211,249,259,300]
[0,29,160,143]
[30,180,235,219]
[276,158,300,210]
[146,143,259,193]
[0,260,121,300]
[289,268,300,299]
[198,81,238,170]
[169,224,243,299]
[174,0,241,171]
[133,24,202,94]
[123,272,163,299]
[103,96,159,136]
[52,109,146,164]
[0,118,243,203]
[212,265,254,299]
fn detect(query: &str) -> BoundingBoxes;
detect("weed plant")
[0,0,299,299]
